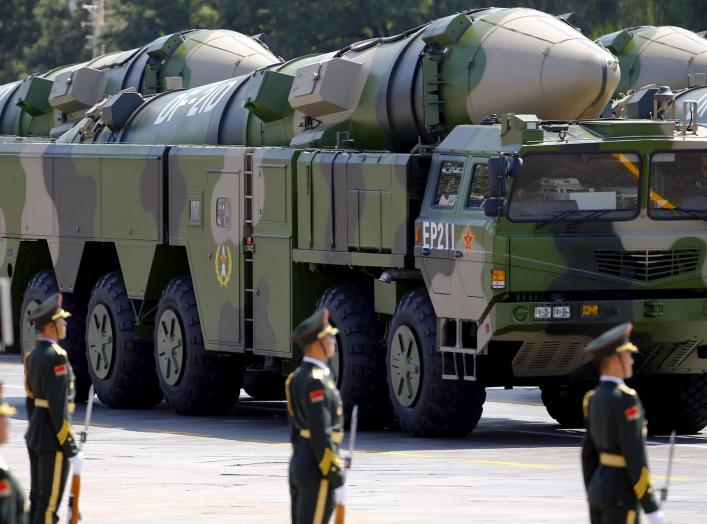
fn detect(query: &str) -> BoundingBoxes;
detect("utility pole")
[79,0,106,58]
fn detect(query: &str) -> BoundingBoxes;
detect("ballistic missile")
[65,7,619,152]
[597,26,707,96]
[0,29,281,137]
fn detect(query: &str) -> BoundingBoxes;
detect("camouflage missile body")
[63,7,618,151]
[597,25,707,96]
[5,10,705,437]
[0,29,281,138]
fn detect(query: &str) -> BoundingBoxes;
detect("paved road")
[0,355,704,523]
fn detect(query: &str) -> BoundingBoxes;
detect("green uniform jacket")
[581,380,659,514]
[286,361,345,488]
[24,340,79,457]
[0,460,26,524]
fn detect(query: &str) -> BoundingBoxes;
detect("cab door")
[415,154,465,315]
[451,159,491,320]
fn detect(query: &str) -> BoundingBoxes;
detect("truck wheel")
[20,269,91,402]
[243,369,286,400]
[540,383,590,428]
[638,375,707,434]
[386,288,486,437]
[86,271,162,408]
[154,275,243,415]
[316,282,390,429]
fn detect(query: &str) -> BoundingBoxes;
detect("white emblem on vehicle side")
[421,221,454,250]
[154,79,238,125]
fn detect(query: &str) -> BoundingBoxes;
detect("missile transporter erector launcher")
[7,8,706,437]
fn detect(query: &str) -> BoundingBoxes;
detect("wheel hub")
[389,325,422,407]
[156,309,184,386]
[87,303,114,379]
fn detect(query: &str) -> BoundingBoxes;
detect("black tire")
[20,269,91,402]
[637,374,707,434]
[316,282,391,429]
[540,383,592,428]
[243,370,286,401]
[386,288,486,437]
[154,275,243,415]
[85,271,162,408]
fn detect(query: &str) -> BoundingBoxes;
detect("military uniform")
[0,389,27,523]
[0,461,26,524]
[581,323,661,524]
[287,308,345,524]
[23,294,79,524]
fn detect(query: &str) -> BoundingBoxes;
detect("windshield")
[507,152,640,222]
[649,151,707,219]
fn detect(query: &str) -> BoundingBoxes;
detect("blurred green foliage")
[1,0,706,84]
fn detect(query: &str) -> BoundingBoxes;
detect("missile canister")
[597,25,707,96]
[0,29,281,137]
[69,7,619,152]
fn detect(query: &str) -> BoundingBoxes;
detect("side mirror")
[508,156,523,177]
[484,198,506,218]
[488,156,509,197]
[0,278,12,350]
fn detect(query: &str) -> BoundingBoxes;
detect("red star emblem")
[463,227,475,251]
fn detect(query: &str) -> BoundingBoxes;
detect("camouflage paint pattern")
[597,25,707,96]
[420,116,707,378]
[4,9,707,430]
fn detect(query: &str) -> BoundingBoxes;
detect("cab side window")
[466,164,489,208]
[434,160,463,208]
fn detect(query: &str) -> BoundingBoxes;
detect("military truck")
[11,8,700,437]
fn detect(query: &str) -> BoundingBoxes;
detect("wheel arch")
[10,240,52,346]
[143,245,189,301]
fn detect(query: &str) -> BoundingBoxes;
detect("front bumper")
[484,297,707,376]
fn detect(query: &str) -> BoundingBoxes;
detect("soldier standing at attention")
[287,307,347,524]
[581,322,665,524]
[0,382,27,523]
[24,294,83,524]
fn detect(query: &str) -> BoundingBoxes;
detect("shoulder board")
[51,344,67,357]
[311,368,326,380]
[618,384,636,396]
[582,389,595,419]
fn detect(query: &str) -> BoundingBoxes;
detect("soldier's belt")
[33,398,75,414]
[600,452,627,468]
[299,429,344,444]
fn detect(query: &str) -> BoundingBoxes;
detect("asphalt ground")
[0,354,704,523]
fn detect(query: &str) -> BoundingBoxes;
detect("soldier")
[581,322,665,524]
[0,382,27,523]
[286,307,347,524]
[24,293,83,524]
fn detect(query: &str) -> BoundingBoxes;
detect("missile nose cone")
[541,40,620,119]
[463,9,621,123]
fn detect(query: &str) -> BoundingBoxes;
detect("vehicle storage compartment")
[295,150,428,260]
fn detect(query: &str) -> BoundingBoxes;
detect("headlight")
[533,306,552,320]
[552,306,571,319]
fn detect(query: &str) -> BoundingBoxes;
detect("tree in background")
[24,0,89,76]
[3,0,707,84]
[0,0,41,84]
